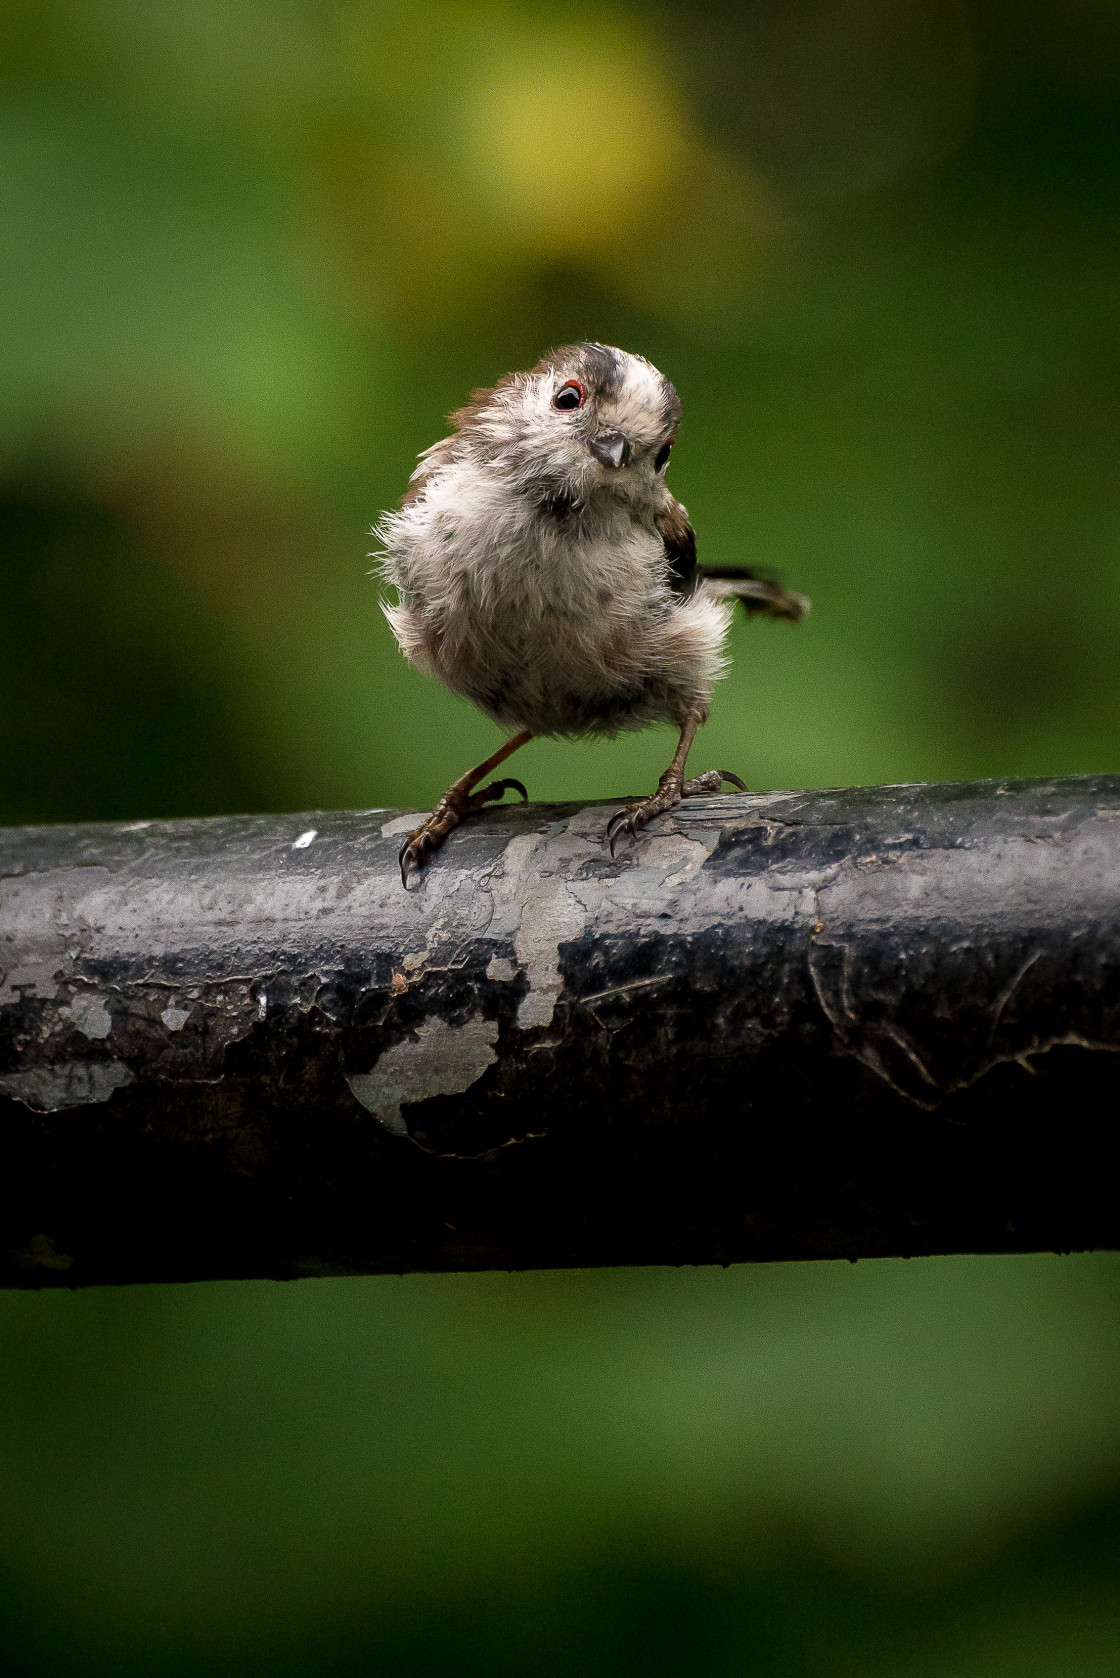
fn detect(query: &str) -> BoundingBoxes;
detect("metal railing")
[3,775,1119,1286]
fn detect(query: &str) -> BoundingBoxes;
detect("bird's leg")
[606,709,746,857]
[399,728,532,885]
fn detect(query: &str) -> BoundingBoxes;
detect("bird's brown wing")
[655,498,699,599]
[656,498,810,621]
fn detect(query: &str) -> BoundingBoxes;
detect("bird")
[374,343,808,885]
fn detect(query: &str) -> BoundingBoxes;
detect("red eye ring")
[552,379,585,412]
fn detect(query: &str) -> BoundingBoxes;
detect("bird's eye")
[552,380,585,412]
[654,440,673,471]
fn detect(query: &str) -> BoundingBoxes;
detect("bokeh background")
[2,2,1120,1672]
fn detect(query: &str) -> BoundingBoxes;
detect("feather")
[698,565,810,624]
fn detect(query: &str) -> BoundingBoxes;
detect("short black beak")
[590,430,631,469]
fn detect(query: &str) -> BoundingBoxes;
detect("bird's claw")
[606,789,677,856]
[682,769,748,796]
[607,808,637,857]
[398,831,432,887]
[471,777,528,809]
[399,777,530,886]
[606,769,747,859]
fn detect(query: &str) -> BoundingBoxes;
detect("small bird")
[375,343,808,885]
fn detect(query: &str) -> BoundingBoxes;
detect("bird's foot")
[681,769,747,798]
[399,778,528,885]
[606,770,746,857]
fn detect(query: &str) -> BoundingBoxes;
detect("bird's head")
[451,343,681,516]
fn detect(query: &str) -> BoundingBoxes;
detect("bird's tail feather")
[697,565,810,624]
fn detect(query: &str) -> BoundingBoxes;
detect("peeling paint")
[484,808,723,1029]
[347,1015,499,1136]
[380,813,426,839]
[59,993,112,1039]
[0,958,66,1005]
[0,1059,134,1112]
[498,832,590,1028]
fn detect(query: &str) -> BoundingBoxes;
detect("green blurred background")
[3,2,1120,1672]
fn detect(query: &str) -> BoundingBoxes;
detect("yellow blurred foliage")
[311,5,781,328]
[459,19,690,251]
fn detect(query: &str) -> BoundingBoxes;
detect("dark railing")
[3,775,1119,1287]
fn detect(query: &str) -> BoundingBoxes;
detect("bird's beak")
[589,430,631,469]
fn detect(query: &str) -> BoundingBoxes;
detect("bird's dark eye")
[654,440,673,471]
[552,380,585,412]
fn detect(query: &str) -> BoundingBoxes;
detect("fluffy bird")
[375,343,808,884]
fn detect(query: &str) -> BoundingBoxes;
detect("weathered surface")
[2,776,1120,1287]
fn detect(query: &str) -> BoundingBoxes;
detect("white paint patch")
[0,959,65,1005]
[0,1059,134,1112]
[502,833,590,1029]
[641,831,720,888]
[118,821,152,832]
[257,992,268,1020]
[59,993,112,1039]
[381,813,427,839]
[161,1006,191,1031]
[484,807,722,1030]
[292,829,317,849]
[486,956,517,981]
[346,1015,499,1136]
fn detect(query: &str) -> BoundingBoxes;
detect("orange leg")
[399,729,532,885]
[606,709,745,857]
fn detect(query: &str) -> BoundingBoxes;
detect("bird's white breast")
[378,456,730,737]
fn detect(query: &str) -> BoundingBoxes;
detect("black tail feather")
[697,565,810,624]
